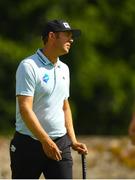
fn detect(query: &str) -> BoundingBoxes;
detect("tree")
[0,0,135,135]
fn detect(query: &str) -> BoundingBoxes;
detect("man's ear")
[48,32,55,39]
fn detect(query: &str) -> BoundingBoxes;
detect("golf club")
[81,154,87,179]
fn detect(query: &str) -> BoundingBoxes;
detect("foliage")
[0,0,135,135]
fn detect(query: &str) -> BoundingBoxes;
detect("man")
[10,19,88,179]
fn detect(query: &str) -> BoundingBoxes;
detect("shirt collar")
[36,49,61,67]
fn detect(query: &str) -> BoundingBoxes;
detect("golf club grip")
[81,154,86,179]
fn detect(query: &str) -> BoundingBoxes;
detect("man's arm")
[63,99,88,154]
[17,95,62,161]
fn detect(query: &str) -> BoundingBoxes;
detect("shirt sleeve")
[16,61,36,96]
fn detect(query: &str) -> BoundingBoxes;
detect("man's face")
[54,31,74,55]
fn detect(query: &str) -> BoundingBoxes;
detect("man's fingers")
[50,149,62,161]
[72,143,88,154]
[42,140,63,161]
[55,150,62,161]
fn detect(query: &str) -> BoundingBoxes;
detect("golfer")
[10,19,88,179]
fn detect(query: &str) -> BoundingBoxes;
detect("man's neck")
[42,47,58,65]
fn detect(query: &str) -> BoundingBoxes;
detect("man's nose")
[69,39,74,44]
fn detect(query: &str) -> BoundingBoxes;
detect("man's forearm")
[18,96,51,143]
[63,100,77,144]
[19,104,62,161]
[20,106,52,143]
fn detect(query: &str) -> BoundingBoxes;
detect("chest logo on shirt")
[43,73,49,83]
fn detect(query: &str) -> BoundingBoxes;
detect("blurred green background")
[0,0,135,135]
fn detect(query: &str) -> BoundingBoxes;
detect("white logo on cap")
[63,22,70,29]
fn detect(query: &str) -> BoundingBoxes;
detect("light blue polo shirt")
[16,49,70,140]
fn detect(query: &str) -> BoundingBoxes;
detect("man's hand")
[41,139,62,161]
[72,141,88,155]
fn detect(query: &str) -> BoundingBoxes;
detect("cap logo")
[63,22,70,29]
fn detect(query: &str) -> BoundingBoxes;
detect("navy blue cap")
[42,20,81,38]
